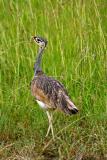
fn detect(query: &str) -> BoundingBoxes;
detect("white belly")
[36,100,47,109]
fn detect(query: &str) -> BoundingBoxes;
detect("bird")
[31,36,78,139]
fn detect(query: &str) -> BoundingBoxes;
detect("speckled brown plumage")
[31,71,78,114]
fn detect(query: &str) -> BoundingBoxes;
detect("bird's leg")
[50,112,54,139]
[46,111,54,139]
[46,111,52,136]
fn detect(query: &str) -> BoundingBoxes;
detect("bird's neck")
[34,47,44,76]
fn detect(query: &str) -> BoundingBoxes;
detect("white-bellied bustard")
[31,36,78,139]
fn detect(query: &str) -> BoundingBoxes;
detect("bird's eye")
[36,38,40,42]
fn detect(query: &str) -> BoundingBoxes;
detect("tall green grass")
[0,0,107,159]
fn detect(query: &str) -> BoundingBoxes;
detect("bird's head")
[32,36,48,48]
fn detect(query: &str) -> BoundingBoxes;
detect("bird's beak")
[31,36,35,41]
[30,36,34,43]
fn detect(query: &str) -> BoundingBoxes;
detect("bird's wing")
[31,74,66,108]
[31,74,78,114]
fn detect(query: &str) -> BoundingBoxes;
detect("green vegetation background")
[0,0,107,159]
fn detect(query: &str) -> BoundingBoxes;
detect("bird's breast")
[36,100,47,110]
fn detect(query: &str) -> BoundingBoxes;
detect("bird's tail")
[60,94,78,115]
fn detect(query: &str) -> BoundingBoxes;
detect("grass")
[0,0,107,159]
